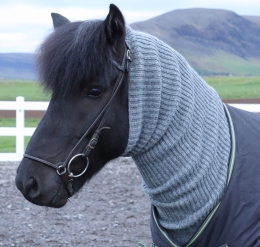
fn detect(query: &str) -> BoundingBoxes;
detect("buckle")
[88,137,98,149]
[126,49,132,61]
[57,165,67,176]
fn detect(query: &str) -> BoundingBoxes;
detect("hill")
[0,53,36,80]
[1,8,260,79]
[131,8,260,76]
[243,16,260,26]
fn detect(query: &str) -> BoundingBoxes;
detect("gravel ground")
[0,157,152,247]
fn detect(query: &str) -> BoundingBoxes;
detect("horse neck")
[124,26,231,244]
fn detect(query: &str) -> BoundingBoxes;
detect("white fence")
[0,97,49,161]
[0,97,260,162]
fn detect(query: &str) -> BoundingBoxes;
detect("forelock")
[36,20,114,98]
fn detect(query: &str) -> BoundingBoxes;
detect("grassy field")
[0,80,50,101]
[0,118,41,127]
[1,77,260,101]
[0,77,259,152]
[204,76,260,99]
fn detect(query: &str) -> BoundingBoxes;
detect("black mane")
[36,20,114,97]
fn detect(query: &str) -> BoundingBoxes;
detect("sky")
[1,0,260,53]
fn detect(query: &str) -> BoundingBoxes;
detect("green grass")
[1,77,260,101]
[0,136,31,153]
[0,118,41,127]
[204,76,260,99]
[0,80,50,101]
[0,118,40,153]
[0,136,16,153]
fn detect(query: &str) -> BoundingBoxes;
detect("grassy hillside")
[132,8,260,76]
[1,9,260,79]
[190,52,260,76]
[243,16,260,26]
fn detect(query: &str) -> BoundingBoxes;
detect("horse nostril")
[25,177,40,199]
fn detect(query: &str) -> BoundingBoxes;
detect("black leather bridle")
[24,43,131,197]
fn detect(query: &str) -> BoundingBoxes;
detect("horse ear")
[104,4,125,46]
[51,13,70,29]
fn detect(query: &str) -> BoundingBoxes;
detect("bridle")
[23,43,132,197]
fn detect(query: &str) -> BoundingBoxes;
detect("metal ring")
[67,154,89,178]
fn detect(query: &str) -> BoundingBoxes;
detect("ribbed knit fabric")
[123,27,231,245]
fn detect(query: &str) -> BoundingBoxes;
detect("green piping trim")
[224,104,236,186]
[152,104,236,247]
[185,104,236,246]
[185,203,221,247]
[152,208,181,247]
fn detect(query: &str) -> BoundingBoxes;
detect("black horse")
[15,4,260,247]
[16,5,130,207]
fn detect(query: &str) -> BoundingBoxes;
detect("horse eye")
[87,88,102,99]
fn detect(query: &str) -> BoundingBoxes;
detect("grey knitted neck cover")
[123,27,231,245]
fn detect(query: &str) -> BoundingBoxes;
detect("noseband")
[24,43,132,197]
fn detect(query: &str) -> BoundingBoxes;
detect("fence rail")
[0,97,49,161]
[0,97,260,161]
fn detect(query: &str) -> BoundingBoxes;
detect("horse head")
[15,4,129,208]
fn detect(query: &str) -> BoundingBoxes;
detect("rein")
[24,43,131,197]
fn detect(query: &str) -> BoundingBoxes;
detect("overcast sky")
[1,0,260,53]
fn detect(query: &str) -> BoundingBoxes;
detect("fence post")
[16,96,25,159]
